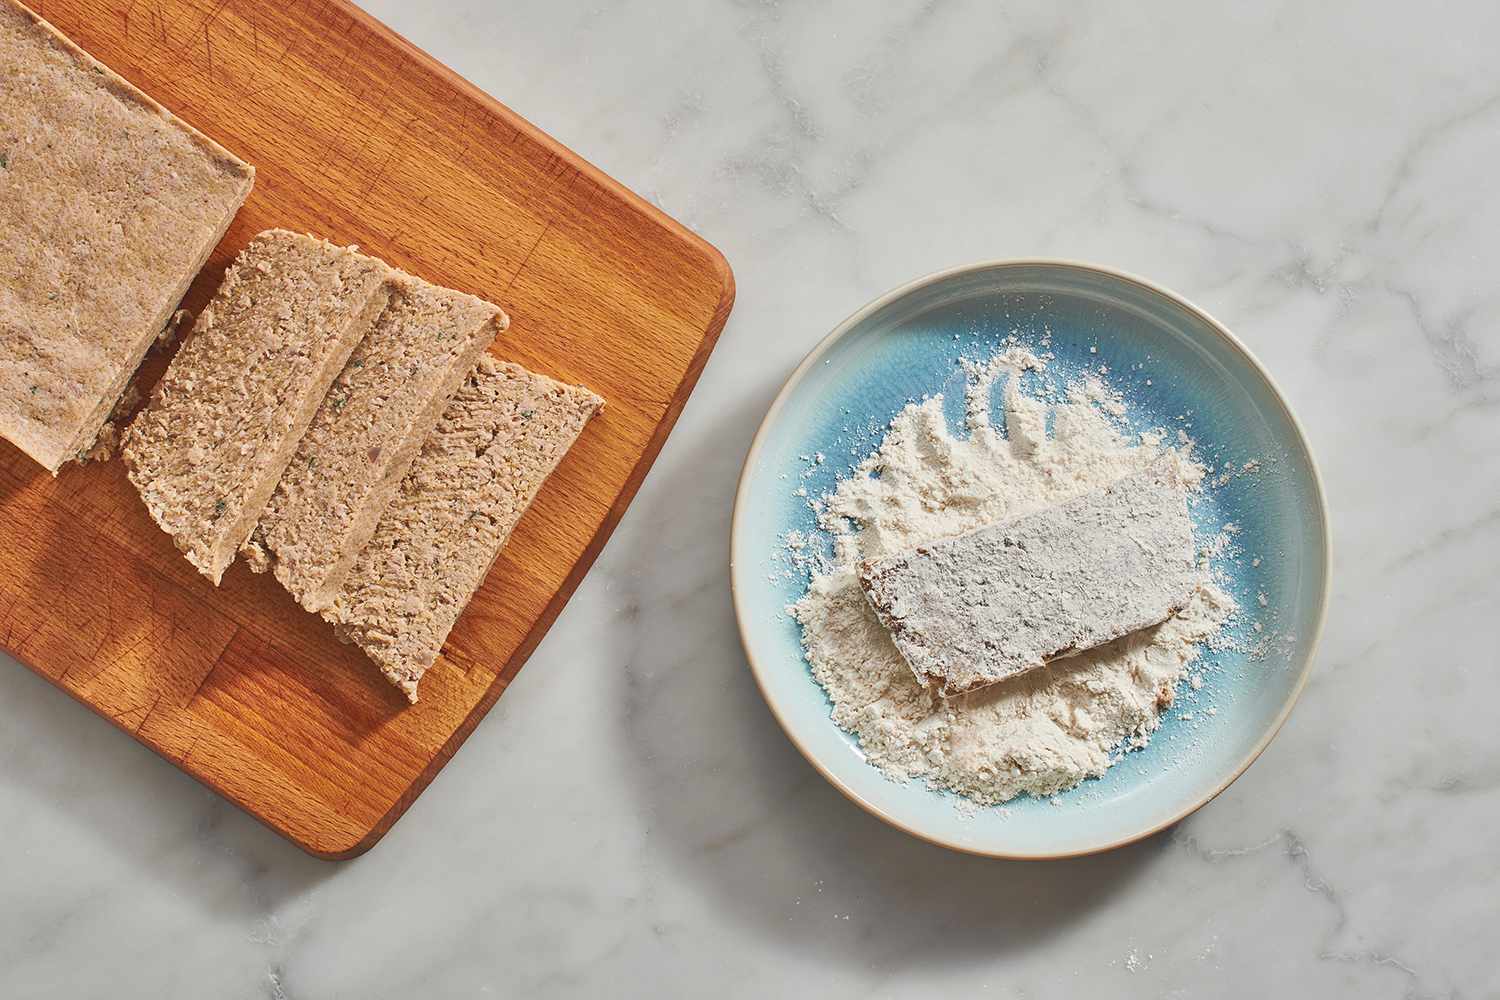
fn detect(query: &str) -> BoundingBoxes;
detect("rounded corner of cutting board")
[705,248,738,329]
[296,822,385,862]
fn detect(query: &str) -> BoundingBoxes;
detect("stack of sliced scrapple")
[123,229,603,703]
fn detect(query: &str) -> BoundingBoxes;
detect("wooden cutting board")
[2,0,733,857]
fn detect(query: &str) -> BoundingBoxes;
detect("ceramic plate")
[731,260,1330,858]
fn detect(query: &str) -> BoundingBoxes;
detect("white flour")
[790,347,1236,805]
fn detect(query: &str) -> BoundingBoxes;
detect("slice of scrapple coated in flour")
[123,231,391,585]
[241,276,508,612]
[859,463,1198,695]
[326,357,603,703]
[0,0,254,473]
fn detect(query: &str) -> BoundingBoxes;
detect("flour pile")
[790,347,1235,805]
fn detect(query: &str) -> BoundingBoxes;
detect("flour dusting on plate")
[789,346,1238,806]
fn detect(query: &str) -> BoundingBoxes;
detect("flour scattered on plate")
[787,346,1247,807]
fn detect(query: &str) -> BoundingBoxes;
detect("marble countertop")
[4,1,1496,996]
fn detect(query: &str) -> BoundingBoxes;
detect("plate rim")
[729,258,1332,860]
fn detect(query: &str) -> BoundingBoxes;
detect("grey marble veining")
[2,1,1497,997]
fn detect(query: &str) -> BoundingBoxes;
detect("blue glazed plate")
[730,261,1330,858]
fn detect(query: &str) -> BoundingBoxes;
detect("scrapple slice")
[123,230,390,585]
[858,462,1198,695]
[0,0,254,473]
[327,357,603,703]
[242,276,508,612]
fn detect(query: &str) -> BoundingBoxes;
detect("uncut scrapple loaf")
[0,0,253,472]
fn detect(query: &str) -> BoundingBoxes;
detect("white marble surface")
[3,1,1497,996]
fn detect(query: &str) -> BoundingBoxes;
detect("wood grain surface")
[3,0,734,857]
